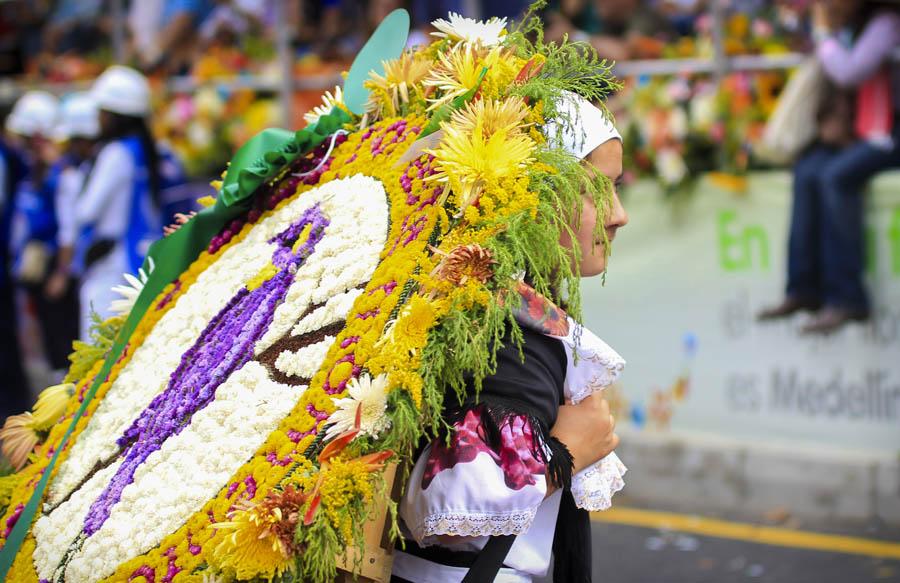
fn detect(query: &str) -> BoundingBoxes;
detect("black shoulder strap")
[461,534,517,583]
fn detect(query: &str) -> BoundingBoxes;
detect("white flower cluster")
[36,175,391,580]
[431,12,507,46]
[33,461,122,581]
[291,288,362,337]
[64,362,300,581]
[275,339,334,379]
[49,222,274,507]
[253,175,388,356]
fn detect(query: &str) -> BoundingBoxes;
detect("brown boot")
[757,297,822,321]
[800,306,870,335]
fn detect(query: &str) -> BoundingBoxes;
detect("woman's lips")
[595,227,617,246]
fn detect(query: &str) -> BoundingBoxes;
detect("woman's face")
[98,109,115,137]
[559,139,628,277]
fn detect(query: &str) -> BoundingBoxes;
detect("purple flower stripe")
[82,206,330,536]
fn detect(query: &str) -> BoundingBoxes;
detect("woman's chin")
[579,260,607,278]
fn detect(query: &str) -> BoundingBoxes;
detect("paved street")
[579,509,900,583]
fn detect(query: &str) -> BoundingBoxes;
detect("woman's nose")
[609,191,628,228]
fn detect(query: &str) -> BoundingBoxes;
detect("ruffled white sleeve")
[554,319,628,512]
[399,408,548,545]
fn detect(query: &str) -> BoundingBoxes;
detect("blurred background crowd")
[0,0,862,179]
[1,4,899,577]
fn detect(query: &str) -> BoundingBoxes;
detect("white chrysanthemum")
[108,257,155,316]
[325,373,391,441]
[304,85,345,125]
[431,12,507,46]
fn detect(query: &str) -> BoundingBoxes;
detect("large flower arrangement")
[0,5,619,582]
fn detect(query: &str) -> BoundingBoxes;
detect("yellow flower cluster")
[318,456,377,542]
[0,473,21,511]
[210,504,295,581]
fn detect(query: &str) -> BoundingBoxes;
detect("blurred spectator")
[546,0,676,60]
[138,0,215,73]
[128,0,166,69]
[44,93,100,353]
[660,0,704,36]
[200,0,275,43]
[758,0,900,334]
[6,91,82,378]
[40,0,107,56]
[71,66,164,336]
[0,109,31,418]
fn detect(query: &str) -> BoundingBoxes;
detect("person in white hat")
[4,92,60,285]
[0,101,33,419]
[4,90,85,378]
[392,92,629,583]
[71,66,163,337]
[46,92,100,295]
[41,93,101,367]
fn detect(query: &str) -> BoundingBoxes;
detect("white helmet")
[91,65,151,117]
[5,90,59,137]
[55,92,100,141]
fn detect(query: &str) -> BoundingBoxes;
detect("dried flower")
[0,413,39,470]
[432,244,496,286]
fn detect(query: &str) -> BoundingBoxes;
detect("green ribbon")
[219,109,350,207]
[0,107,351,578]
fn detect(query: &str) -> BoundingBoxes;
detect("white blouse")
[394,319,627,582]
[75,141,134,241]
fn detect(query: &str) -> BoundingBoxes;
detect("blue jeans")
[787,134,900,311]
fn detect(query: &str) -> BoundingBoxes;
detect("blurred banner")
[583,172,900,454]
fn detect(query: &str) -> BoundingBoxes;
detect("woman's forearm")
[817,13,900,88]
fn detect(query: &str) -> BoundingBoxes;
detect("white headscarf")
[544,90,621,160]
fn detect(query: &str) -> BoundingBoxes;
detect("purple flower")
[83,206,330,535]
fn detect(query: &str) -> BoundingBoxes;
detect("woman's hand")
[163,212,197,237]
[44,270,70,300]
[551,393,619,474]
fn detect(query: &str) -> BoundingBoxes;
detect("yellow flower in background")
[31,383,75,431]
[366,52,431,117]
[423,44,491,110]
[0,413,39,471]
[211,504,295,581]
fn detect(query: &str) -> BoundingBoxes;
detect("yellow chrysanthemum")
[31,383,75,431]
[427,116,535,211]
[423,44,496,111]
[211,505,295,581]
[448,96,529,137]
[365,52,431,117]
[0,413,39,471]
